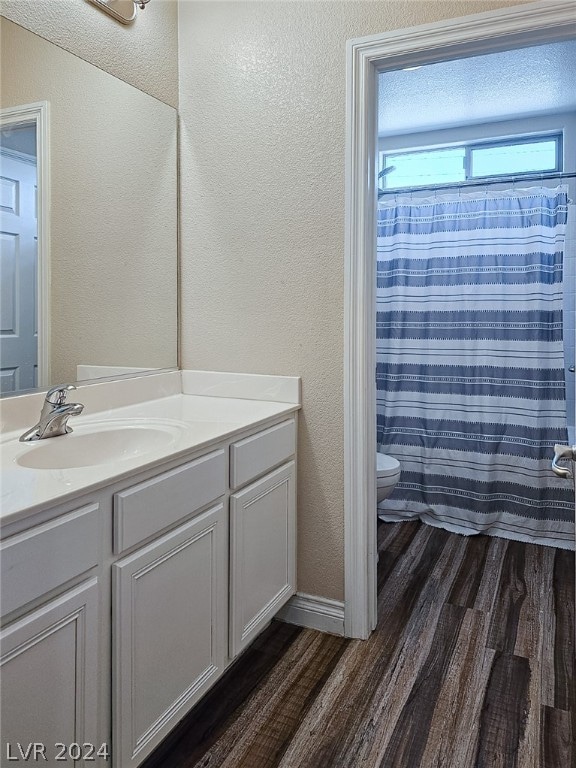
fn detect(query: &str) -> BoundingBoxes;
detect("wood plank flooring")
[143,522,575,768]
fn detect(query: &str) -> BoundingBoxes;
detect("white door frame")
[344,0,576,639]
[1,101,50,388]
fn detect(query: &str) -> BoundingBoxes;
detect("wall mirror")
[0,17,178,395]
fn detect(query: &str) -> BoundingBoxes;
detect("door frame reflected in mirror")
[1,100,50,391]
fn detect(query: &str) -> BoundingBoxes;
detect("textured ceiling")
[378,40,576,136]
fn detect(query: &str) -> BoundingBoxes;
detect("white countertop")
[1,377,300,527]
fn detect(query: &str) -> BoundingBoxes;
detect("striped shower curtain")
[376,187,574,549]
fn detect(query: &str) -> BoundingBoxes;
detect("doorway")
[0,101,49,394]
[1,123,38,391]
[344,0,576,638]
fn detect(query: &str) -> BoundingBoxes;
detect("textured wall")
[178,0,532,601]
[0,0,178,107]
[1,19,177,383]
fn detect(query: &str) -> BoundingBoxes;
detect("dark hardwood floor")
[143,522,575,768]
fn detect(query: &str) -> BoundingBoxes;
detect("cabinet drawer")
[113,449,226,553]
[230,419,295,489]
[1,503,100,618]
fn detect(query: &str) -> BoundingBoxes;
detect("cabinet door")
[0,579,100,767]
[230,462,296,657]
[113,503,227,767]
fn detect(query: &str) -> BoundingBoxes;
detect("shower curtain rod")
[377,171,576,197]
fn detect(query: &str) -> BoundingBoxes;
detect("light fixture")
[87,0,151,25]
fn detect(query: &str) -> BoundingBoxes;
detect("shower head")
[378,166,396,179]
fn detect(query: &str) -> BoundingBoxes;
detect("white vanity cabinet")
[113,506,227,766]
[0,504,103,766]
[111,449,228,766]
[0,581,101,766]
[0,411,298,768]
[229,419,297,656]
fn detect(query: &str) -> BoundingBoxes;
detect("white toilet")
[377,452,401,503]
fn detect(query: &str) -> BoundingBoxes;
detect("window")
[469,138,559,177]
[379,134,562,190]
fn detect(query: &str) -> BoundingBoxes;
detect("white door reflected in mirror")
[0,135,37,391]
[0,105,48,395]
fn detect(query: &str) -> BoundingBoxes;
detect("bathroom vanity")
[0,370,300,767]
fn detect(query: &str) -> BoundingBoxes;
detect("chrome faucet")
[19,384,84,442]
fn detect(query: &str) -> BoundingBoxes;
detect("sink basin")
[15,420,186,470]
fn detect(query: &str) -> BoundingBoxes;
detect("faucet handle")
[45,383,77,405]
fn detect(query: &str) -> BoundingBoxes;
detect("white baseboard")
[276,592,345,636]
